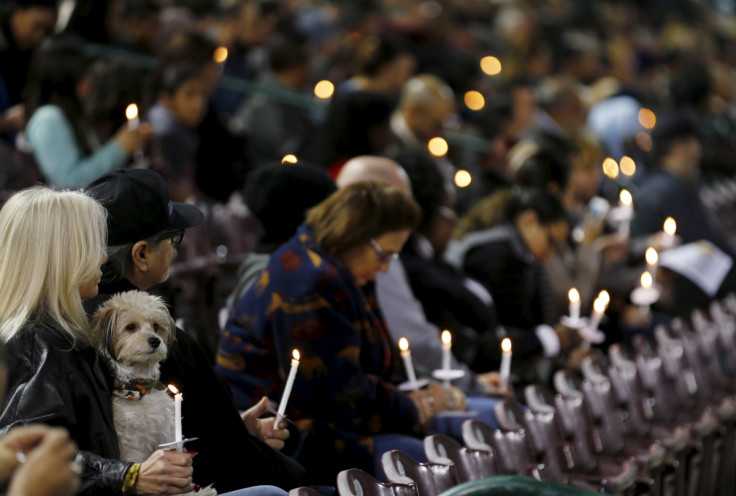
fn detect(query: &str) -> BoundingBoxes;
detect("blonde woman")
[0,187,194,496]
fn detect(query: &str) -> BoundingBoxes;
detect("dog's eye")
[125,324,136,331]
[153,323,159,331]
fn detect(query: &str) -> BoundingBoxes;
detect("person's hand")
[7,427,79,496]
[0,104,25,134]
[241,396,289,450]
[647,231,682,252]
[595,232,629,264]
[114,123,152,156]
[408,389,435,431]
[425,384,467,412]
[0,424,51,488]
[554,324,583,354]
[133,449,193,495]
[580,213,605,244]
[566,344,592,369]
[476,371,513,398]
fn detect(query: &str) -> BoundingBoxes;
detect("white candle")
[618,189,633,237]
[168,385,183,451]
[663,217,677,249]
[589,291,609,331]
[645,247,658,281]
[499,338,512,386]
[275,349,300,429]
[125,103,140,130]
[568,288,581,321]
[398,337,418,389]
[441,330,452,372]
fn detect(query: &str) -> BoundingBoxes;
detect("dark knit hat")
[86,169,204,245]
[245,164,336,244]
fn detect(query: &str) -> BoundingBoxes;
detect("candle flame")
[168,384,179,394]
[619,189,633,207]
[597,290,610,306]
[125,103,138,121]
[638,108,656,129]
[501,337,511,353]
[641,271,653,289]
[602,157,619,179]
[464,91,485,111]
[568,288,580,303]
[454,170,472,188]
[398,337,409,351]
[663,217,677,236]
[314,80,335,99]
[645,247,658,265]
[281,154,298,164]
[214,46,228,63]
[593,297,607,313]
[441,330,451,345]
[292,349,300,360]
[619,156,636,176]
[480,56,502,76]
[428,137,448,157]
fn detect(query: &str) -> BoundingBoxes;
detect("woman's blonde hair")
[306,181,420,258]
[0,187,107,343]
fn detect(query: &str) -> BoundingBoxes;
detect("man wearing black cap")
[85,169,305,493]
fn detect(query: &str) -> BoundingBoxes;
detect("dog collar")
[113,379,166,401]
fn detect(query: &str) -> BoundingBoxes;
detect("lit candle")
[275,349,300,430]
[167,385,183,451]
[568,288,581,321]
[499,338,512,386]
[663,217,677,249]
[398,337,418,389]
[641,271,653,289]
[645,247,658,281]
[618,189,633,236]
[589,291,610,331]
[441,330,452,372]
[125,103,139,130]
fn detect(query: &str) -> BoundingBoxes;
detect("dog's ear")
[90,304,119,359]
[164,309,177,347]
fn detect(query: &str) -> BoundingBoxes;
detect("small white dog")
[91,290,217,496]
[90,290,178,463]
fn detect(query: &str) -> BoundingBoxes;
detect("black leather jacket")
[0,322,132,495]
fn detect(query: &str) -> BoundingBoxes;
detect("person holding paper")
[633,111,736,313]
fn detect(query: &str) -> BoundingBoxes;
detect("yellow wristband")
[122,463,141,495]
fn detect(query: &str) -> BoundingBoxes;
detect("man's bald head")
[397,74,455,143]
[336,155,412,196]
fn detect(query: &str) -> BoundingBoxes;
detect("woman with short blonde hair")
[0,187,107,343]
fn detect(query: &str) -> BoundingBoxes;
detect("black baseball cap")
[85,169,204,246]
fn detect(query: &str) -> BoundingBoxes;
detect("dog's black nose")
[148,337,161,349]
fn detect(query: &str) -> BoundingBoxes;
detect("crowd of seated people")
[2,0,736,494]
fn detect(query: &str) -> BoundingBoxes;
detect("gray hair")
[102,234,164,283]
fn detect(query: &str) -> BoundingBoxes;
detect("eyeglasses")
[158,230,185,247]
[369,238,399,265]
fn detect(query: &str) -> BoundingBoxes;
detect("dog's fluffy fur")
[90,290,177,463]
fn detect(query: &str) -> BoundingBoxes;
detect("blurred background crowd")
[2,0,736,362]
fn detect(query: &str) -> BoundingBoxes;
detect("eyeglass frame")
[157,229,185,247]
[369,238,399,265]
